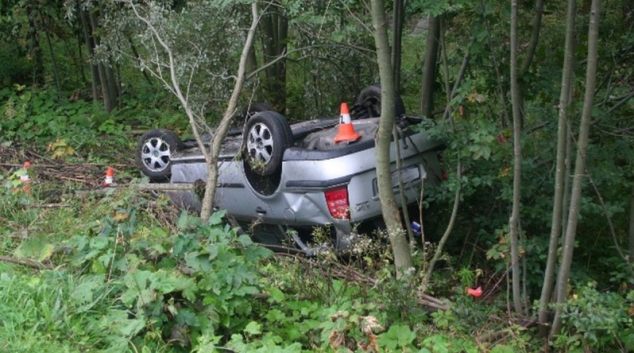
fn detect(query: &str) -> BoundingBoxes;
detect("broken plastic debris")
[466,286,483,298]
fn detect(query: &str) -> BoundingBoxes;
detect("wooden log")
[71,183,196,198]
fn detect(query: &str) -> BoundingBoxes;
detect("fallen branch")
[0,163,129,168]
[416,291,450,311]
[0,255,53,270]
[71,183,197,198]
[134,183,196,191]
[32,203,71,208]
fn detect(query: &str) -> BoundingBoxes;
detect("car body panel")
[164,116,443,248]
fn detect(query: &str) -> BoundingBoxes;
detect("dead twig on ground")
[0,255,53,270]
[31,203,71,208]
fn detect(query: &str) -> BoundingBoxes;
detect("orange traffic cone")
[333,102,361,143]
[104,167,114,187]
[20,161,31,193]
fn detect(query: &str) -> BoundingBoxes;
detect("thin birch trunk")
[509,0,524,314]
[629,190,634,274]
[40,9,62,100]
[520,0,545,75]
[538,0,576,333]
[200,3,260,220]
[551,0,601,336]
[420,15,440,118]
[370,0,413,275]
[391,0,404,92]
[79,2,99,104]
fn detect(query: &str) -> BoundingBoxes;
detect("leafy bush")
[63,206,273,351]
[554,283,634,352]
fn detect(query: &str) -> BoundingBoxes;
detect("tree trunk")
[126,35,153,86]
[89,7,118,112]
[79,2,100,104]
[629,189,634,275]
[105,62,119,108]
[520,0,545,75]
[199,3,260,220]
[260,5,288,112]
[481,0,510,128]
[420,15,440,118]
[246,41,258,76]
[370,0,413,275]
[391,0,404,93]
[40,9,62,100]
[538,0,576,333]
[442,48,470,121]
[509,0,524,314]
[423,162,461,287]
[27,5,44,85]
[74,16,88,86]
[89,11,110,107]
[551,0,601,336]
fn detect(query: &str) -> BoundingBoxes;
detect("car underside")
[135,85,445,253]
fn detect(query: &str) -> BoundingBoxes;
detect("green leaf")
[90,235,110,250]
[244,321,262,335]
[124,270,153,290]
[121,271,157,306]
[177,211,199,229]
[208,209,227,225]
[185,252,213,272]
[152,270,197,294]
[119,318,146,337]
[378,324,416,349]
[236,234,253,246]
[267,287,285,303]
[14,236,55,262]
[490,345,515,353]
[71,275,105,308]
[176,308,200,326]
[265,309,286,323]
[98,253,114,268]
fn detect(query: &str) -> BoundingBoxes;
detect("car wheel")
[243,111,293,176]
[135,129,183,182]
[353,84,406,119]
[242,102,276,121]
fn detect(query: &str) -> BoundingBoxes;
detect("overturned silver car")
[136,86,445,252]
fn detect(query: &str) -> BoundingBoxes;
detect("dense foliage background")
[1,0,633,351]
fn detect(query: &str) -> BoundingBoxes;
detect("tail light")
[325,187,350,220]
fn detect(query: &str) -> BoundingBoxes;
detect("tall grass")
[0,264,76,351]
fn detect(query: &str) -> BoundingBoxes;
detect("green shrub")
[554,283,634,351]
[64,206,272,351]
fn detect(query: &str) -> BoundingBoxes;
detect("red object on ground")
[466,286,483,298]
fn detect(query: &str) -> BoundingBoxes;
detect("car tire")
[243,111,293,176]
[135,129,183,182]
[242,102,276,121]
[353,84,406,119]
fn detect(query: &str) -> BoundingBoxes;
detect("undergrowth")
[1,128,632,353]
[0,172,546,352]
